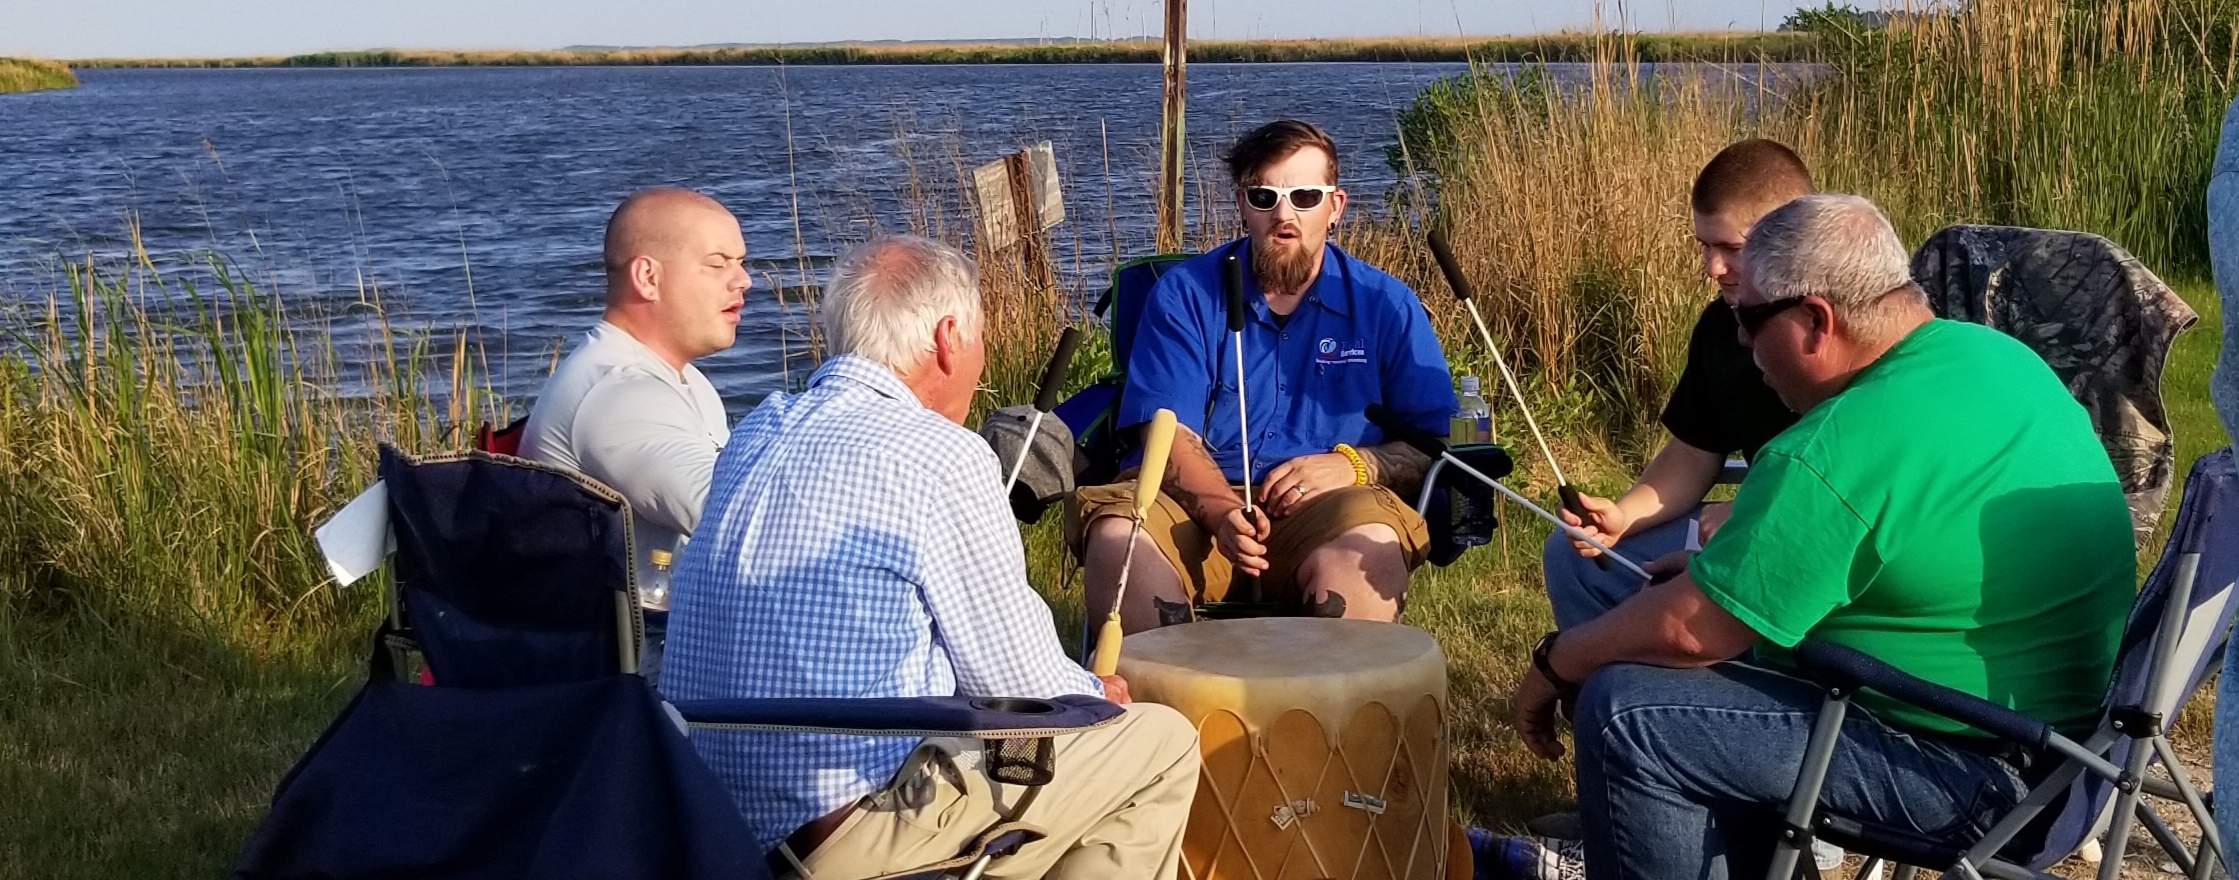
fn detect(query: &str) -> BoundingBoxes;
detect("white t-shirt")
[520,321,729,608]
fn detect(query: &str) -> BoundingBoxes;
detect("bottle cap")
[650,549,673,569]
[1459,375,1481,393]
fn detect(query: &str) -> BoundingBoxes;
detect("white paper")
[315,480,391,587]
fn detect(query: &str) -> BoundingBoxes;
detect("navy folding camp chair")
[1414,443,1518,567]
[1766,448,2238,880]
[233,445,1127,880]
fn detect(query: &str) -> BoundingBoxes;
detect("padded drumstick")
[1222,252,1265,602]
[1367,404,1651,581]
[1092,408,1178,677]
[1428,229,1608,569]
[1003,326,1084,495]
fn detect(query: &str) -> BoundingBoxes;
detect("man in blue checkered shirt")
[663,235,1199,879]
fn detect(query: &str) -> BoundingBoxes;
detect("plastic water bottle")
[1453,376,1492,445]
[643,548,673,611]
[1446,377,1496,545]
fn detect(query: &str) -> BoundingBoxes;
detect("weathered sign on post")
[973,141,1063,290]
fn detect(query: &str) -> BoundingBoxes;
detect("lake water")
[0,63,1487,404]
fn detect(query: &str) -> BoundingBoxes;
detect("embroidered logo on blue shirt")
[1316,337,1369,366]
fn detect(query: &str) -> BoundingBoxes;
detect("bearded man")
[1069,119,1457,631]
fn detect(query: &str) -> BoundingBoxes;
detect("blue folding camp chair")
[1766,448,2238,880]
[232,445,1125,880]
[1055,252,1197,487]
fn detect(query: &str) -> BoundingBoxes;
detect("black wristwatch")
[1532,631,1581,695]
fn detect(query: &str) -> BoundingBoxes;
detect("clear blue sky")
[6,0,1810,59]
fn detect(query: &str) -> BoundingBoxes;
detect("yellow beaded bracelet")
[1332,443,1369,486]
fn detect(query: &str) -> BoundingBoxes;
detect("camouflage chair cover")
[1912,225,2197,545]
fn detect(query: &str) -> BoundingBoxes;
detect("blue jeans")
[1542,508,1698,629]
[2215,644,2239,856]
[640,609,668,689]
[1573,662,2028,880]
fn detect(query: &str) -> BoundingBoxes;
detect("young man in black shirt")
[1543,139,1814,628]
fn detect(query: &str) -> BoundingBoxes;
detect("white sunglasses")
[1243,185,1339,212]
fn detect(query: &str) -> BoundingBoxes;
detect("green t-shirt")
[1692,319,2132,736]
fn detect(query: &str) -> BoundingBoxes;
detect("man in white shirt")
[520,187,749,683]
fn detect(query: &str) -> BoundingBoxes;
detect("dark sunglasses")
[1243,185,1337,212]
[1731,296,1809,336]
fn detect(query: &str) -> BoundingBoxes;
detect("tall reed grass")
[0,236,501,659]
[1806,0,2239,274]
[1363,56,1755,462]
[1381,0,2239,468]
[0,57,77,93]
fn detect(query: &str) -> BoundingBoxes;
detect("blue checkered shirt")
[661,354,1103,853]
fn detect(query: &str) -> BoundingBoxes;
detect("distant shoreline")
[67,34,1818,69]
[0,57,78,93]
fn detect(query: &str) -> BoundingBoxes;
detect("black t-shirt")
[1658,298,1800,462]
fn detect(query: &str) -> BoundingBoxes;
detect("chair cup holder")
[971,697,1061,715]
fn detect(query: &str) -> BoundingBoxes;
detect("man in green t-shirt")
[1510,194,2134,879]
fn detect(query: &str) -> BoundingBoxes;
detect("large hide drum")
[1117,617,1450,880]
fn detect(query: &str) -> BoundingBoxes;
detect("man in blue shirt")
[664,236,1197,879]
[1069,120,1458,630]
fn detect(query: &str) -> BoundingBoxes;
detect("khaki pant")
[782,703,1200,880]
[1066,481,1431,605]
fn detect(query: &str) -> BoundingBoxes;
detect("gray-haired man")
[662,235,1197,880]
[1511,195,2135,878]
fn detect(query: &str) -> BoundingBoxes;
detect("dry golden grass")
[0,57,76,93]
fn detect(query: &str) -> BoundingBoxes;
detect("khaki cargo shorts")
[1064,476,1431,606]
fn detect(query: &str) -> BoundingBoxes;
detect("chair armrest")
[669,693,1125,738]
[1792,638,2054,750]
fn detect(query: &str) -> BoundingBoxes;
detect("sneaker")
[1465,826,1585,880]
[1811,839,1847,871]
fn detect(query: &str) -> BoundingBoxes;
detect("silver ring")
[1293,485,1308,495]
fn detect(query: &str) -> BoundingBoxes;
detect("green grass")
[0,251,492,879]
[6,275,2220,876]
[0,621,361,877]
[65,33,1819,69]
[0,57,77,94]
[6,1,2238,868]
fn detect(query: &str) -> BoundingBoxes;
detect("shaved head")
[603,188,734,303]
[597,187,750,370]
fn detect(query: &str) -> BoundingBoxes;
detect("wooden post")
[1156,0,1187,253]
[1004,150,1056,293]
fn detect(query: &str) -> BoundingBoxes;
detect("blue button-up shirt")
[1121,239,1458,482]
[661,354,1103,852]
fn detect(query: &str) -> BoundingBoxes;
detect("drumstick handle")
[1426,229,1477,302]
[1089,612,1124,677]
[1134,409,1179,520]
[1033,326,1084,413]
[1224,251,1248,333]
[1094,410,1177,680]
[1558,484,1612,571]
